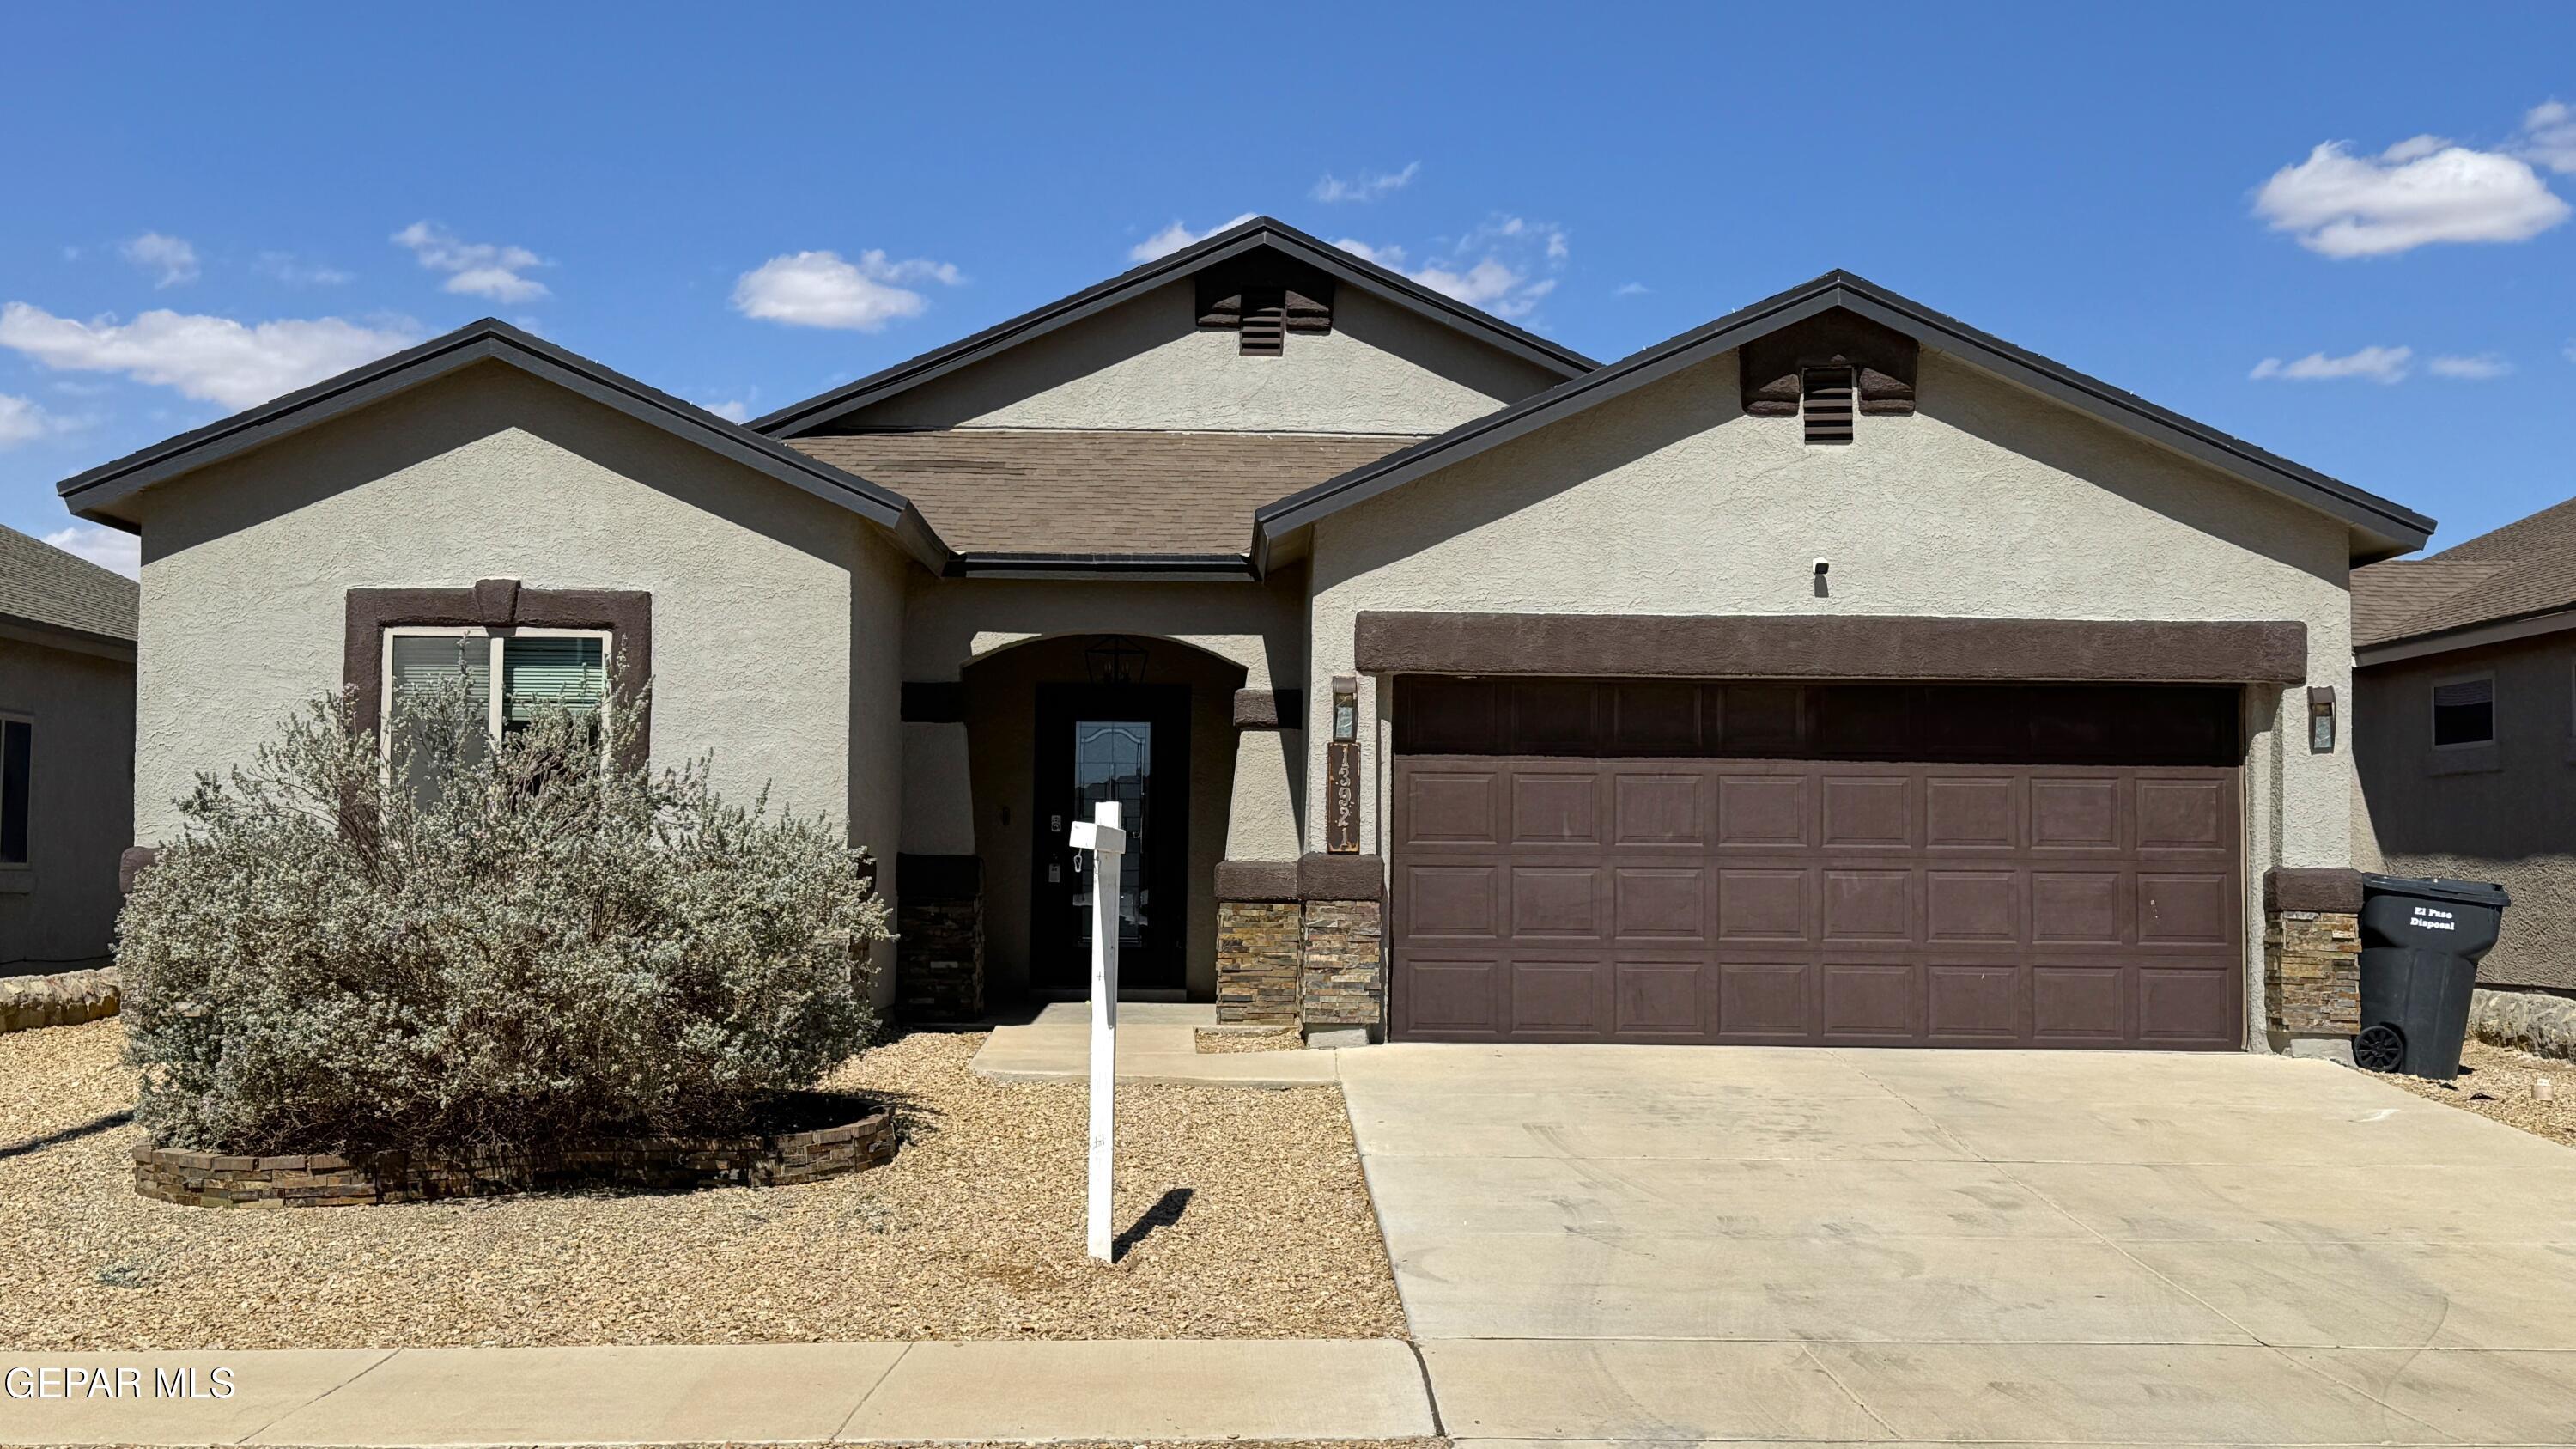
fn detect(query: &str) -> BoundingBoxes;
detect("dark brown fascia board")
[0,612,138,662]
[1354,611,2312,685]
[749,216,1599,438]
[1254,271,2437,565]
[2354,603,2576,667]
[51,319,961,576]
[946,551,1260,582]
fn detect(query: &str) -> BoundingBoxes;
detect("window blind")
[391,633,494,708]
[502,636,605,723]
[2,718,28,865]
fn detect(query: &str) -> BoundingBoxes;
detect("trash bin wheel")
[2354,1023,2406,1073]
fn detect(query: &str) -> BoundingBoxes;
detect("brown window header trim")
[1354,612,2309,686]
[345,581,652,767]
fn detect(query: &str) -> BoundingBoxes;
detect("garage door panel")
[1821,961,1923,1042]
[1613,959,1705,1037]
[1613,866,1706,941]
[1822,774,1914,849]
[1404,864,1500,939]
[1716,773,1809,848]
[1510,866,1602,938]
[1509,959,1607,1037]
[1926,964,2031,1043]
[1403,769,1502,847]
[1926,869,2019,944]
[1611,771,1706,846]
[1716,961,1814,1039]
[1392,680,2243,1050]
[1822,868,1913,942]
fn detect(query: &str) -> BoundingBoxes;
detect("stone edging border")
[2469,987,2576,1062]
[0,967,120,1034]
[134,1106,898,1209]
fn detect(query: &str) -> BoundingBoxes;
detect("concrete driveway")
[1339,1044,2576,1446]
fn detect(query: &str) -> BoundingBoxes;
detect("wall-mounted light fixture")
[1332,677,1358,741]
[2307,685,2336,753]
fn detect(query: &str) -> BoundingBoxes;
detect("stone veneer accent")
[0,968,120,1034]
[896,854,985,1023]
[2267,910,2361,1036]
[1300,899,1384,1030]
[134,1108,897,1209]
[1217,901,1303,1023]
[2469,987,2576,1062]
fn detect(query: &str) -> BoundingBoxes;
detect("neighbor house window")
[1,715,28,866]
[2431,673,2494,748]
[383,629,609,794]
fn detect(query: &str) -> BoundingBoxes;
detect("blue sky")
[3,3,2570,574]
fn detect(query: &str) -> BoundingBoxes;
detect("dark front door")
[1389,678,2246,1049]
[1032,684,1191,993]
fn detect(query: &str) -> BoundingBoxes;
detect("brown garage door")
[1390,678,2245,1049]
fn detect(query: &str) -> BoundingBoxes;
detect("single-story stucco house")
[0,523,137,975]
[2354,495,2573,995]
[55,216,2436,1054]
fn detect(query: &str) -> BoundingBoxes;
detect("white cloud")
[258,252,351,287]
[2428,352,2512,380]
[0,393,75,447]
[2250,345,2414,383]
[0,303,422,410]
[730,249,963,332]
[702,398,753,423]
[1614,282,1650,297]
[1311,161,1419,203]
[41,525,139,578]
[2254,136,2569,257]
[2519,100,2576,174]
[392,221,550,302]
[1333,213,1570,319]
[1129,214,1258,263]
[120,233,199,288]
[2565,338,2576,363]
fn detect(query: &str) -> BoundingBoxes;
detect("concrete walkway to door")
[1340,1044,2576,1446]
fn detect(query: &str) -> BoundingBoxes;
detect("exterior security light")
[2308,685,2336,753]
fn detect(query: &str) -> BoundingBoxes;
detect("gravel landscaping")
[2379,1038,2576,1149]
[0,1020,1404,1349]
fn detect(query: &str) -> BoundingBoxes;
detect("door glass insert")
[1072,719,1151,951]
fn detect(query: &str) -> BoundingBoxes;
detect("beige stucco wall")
[2354,631,2576,991]
[1304,346,2363,1048]
[0,633,134,973]
[845,282,1564,436]
[126,362,914,990]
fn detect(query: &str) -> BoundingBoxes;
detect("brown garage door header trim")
[1355,612,2308,685]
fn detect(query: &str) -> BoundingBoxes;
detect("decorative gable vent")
[1801,367,1856,445]
[1197,253,1335,356]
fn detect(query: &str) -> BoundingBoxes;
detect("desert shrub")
[118,682,888,1156]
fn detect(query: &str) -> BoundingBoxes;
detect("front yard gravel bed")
[0,1020,1404,1349]
[2379,1038,2576,1149]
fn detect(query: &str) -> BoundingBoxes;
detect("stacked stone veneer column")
[896,853,985,1022]
[2264,868,2361,1044]
[1214,855,1386,1040]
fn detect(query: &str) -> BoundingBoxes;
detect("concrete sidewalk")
[0,1338,1434,1446]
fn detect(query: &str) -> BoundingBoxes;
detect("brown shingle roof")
[786,429,1425,557]
[0,522,137,645]
[2352,494,2576,649]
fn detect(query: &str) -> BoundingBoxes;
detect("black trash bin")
[2354,874,2511,1080]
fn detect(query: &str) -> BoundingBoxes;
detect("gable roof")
[2353,494,2576,661]
[1253,271,2436,568]
[750,216,1598,437]
[0,522,138,655]
[52,319,954,572]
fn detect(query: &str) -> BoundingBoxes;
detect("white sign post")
[1068,800,1127,1263]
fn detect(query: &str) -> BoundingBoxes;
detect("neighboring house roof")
[788,430,1419,562]
[51,319,955,573]
[750,216,1598,437]
[2353,494,2576,662]
[0,522,138,654]
[1255,271,2437,569]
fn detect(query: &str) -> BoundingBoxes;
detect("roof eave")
[945,551,1259,582]
[2355,604,2576,667]
[1253,273,2436,564]
[751,216,1599,438]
